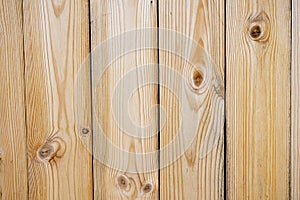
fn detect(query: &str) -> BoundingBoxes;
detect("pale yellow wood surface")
[226,1,290,199]
[1,1,299,199]
[292,0,300,199]
[0,0,28,199]
[23,0,92,199]
[91,0,158,199]
[158,0,225,199]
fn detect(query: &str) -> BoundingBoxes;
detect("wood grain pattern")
[23,0,92,199]
[1,1,299,199]
[90,0,158,199]
[292,0,300,199]
[158,0,225,199]
[226,1,290,199]
[0,0,28,199]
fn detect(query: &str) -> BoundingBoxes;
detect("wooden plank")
[0,0,28,199]
[23,0,92,199]
[292,0,300,199]
[158,0,225,199]
[226,1,290,199]
[90,0,158,199]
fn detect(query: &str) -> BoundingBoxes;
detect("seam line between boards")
[21,0,30,199]
[156,0,161,199]
[87,0,94,199]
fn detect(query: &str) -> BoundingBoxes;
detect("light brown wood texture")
[292,0,300,199]
[2,1,300,199]
[158,0,224,199]
[0,0,28,199]
[90,0,158,199]
[226,1,291,199]
[23,0,92,199]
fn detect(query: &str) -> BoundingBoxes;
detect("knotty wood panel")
[23,0,92,199]
[90,0,158,199]
[226,1,290,199]
[292,0,300,199]
[158,0,225,199]
[0,0,28,198]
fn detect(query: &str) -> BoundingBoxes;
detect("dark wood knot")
[247,11,270,42]
[81,127,90,135]
[250,25,262,39]
[141,182,154,194]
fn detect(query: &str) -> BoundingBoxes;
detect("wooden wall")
[0,0,298,199]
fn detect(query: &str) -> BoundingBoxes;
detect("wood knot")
[247,11,270,42]
[81,127,90,135]
[141,182,153,194]
[117,174,130,191]
[189,67,204,92]
[38,144,54,161]
[37,137,64,162]
[186,64,210,96]
[192,70,204,88]
[250,25,262,39]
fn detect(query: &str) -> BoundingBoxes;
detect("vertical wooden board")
[0,0,28,199]
[158,0,224,199]
[292,0,300,199]
[226,0,290,199]
[90,0,158,199]
[23,0,92,199]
